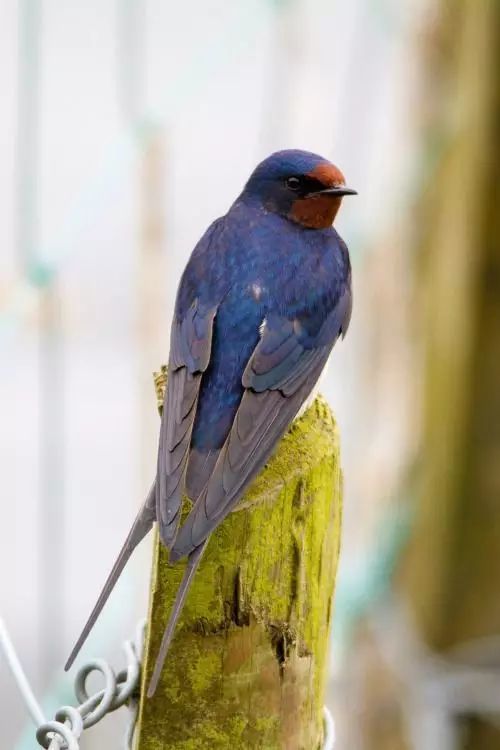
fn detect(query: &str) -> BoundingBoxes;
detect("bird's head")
[243,149,357,229]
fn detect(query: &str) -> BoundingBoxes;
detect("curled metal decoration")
[0,616,146,750]
[2,616,337,748]
[37,619,146,749]
[36,707,83,750]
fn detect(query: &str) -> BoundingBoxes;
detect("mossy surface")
[135,395,342,750]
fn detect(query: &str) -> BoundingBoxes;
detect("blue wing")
[155,215,230,547]
[170,284,352,561]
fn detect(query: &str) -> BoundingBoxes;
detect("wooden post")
[134,367,343,749]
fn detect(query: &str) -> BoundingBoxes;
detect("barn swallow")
[65,149,356,697]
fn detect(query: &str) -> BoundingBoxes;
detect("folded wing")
[156,299,217,547]
[170,287,352,561]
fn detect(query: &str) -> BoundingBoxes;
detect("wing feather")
[156,301,217,547]
[170,289,351,562]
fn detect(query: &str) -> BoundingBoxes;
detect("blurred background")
[1,0,499,748]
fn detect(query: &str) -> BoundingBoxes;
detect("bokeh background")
[1,0,499,748]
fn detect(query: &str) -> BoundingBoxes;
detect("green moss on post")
[135,368,342,750]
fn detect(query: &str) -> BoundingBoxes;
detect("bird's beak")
[311,185,358,197]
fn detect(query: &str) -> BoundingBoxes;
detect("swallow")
[65,149,356,697]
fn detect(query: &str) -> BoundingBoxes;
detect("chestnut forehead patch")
[307,163,345,187]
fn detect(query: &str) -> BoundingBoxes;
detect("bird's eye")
[286,176,301,191]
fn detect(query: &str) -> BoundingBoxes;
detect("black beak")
[311,185,358,197]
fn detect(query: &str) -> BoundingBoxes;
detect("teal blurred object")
[333,500,414,652]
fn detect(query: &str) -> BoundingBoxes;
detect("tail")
[147,539,208,698]
[64,483,156,671]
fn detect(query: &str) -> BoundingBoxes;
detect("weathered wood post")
[135,366,343,749]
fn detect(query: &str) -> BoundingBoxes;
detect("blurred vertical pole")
[136,129,167,483]
[38,288,64,681]
[16,0,65,681]
[343,3,500,749]
[118,0,145,127]
[259,0,298,151]
[117,0,166,489]
[16,0,40,273]
[402,2,500,748]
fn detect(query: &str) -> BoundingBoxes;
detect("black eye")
[286,176,301,191]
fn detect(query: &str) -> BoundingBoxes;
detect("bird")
[65,149,356,697]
